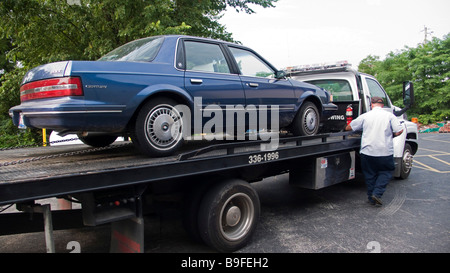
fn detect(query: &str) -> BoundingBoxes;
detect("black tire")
[182,182,211,243]
[398,143,413,180]
[292,101,320,136]
[77,133,117,147]
[131,97,184,157]
[198,179,260,252]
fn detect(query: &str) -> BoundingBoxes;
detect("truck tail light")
[20,77,83,102]
[346,105,353,125]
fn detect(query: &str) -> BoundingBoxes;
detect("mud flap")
[110,215,144,253]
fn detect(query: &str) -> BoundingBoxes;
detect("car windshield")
[98,36,164,62]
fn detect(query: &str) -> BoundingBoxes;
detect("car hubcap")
[220,193,254,241]
[304,108,317,132]
[145,105,182,150]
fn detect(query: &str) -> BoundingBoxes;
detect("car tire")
[292,101,320,136]
[198,179,260,252]
[77,133,117,147]
[132,97,184,157]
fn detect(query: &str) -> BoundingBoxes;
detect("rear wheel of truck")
[198,179,260,252]
[132,97,184,157]
[182,181,211,243]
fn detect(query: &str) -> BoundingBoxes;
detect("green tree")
[359,34,450,124]
[0,0,278,148]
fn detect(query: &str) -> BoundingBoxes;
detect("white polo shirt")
[350,107,403,157]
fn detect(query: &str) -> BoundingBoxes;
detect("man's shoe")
[371,195,383,206]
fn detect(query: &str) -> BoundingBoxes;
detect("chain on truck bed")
[0,138,132,167]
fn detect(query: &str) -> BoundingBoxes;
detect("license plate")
[18,113,27,129]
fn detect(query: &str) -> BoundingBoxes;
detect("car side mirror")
[275,70,286,79]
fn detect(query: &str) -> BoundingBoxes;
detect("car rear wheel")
[292,101,320,136]
[132,97,184,157]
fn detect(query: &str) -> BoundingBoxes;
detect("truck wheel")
[198,179,260,252]
[77,133,117,147]
[398,143,413,179]
[132,97,184,157]
[182,182,210,243]
[292,101,320,136]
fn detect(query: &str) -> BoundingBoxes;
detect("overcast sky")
[219,0,450,69]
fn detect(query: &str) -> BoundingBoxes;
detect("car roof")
[160,34,239,46]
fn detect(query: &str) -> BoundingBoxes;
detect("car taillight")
[346,105,353,125]
[20,77,83,102]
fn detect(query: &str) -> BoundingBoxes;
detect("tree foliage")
[358,34,450,124]
[0,0,277,147]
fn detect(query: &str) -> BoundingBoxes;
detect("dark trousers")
[360,154,395,200]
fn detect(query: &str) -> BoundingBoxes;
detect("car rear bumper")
[9,98,127,132]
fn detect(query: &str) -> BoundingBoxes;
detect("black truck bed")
[0,133,360,206]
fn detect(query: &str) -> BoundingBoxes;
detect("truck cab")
[287,61,418,179]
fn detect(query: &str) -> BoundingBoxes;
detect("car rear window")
[98,36,164,62]
[306,79,353,101]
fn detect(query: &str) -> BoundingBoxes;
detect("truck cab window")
[306,79,353,102]
[366,78,391,107]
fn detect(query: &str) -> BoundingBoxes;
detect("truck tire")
[77,133,117,147]
[198,179,260,252]
[398,143,413,180]
[292,101,320,136]
[132,97,184,157]
[182,182,211,243]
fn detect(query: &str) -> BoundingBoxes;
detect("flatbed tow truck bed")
[0,132,361,252]
[0,133,360,206]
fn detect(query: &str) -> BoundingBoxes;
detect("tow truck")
[287,61,418,179]
[0,62,416,253]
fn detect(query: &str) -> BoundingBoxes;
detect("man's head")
[371,97,384,107]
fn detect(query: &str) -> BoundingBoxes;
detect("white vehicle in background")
[287,61,418,179]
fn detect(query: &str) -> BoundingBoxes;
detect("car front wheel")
[292,101,320,136]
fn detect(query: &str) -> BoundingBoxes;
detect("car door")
[227,46,296,127]
[182,40,245,108]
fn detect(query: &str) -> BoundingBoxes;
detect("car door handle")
[248,83,259,88]
[190,79,203,84]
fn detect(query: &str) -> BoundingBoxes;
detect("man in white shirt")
[345,97,403,206]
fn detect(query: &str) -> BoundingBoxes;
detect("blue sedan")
[10,35,337,156]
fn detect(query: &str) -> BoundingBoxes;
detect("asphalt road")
[0,133,449,254]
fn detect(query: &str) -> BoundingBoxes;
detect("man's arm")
[390,114,404,137]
